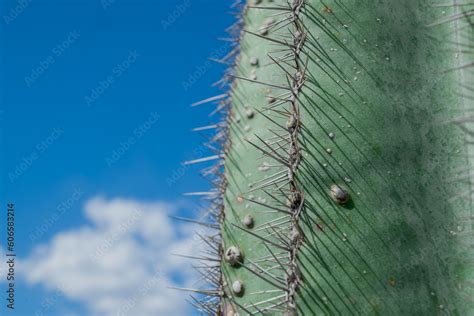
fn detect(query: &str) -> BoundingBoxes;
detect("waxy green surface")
[219,1,473,314]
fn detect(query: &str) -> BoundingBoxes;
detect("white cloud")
[21,197,204,316]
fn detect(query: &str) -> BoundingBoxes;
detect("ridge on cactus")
[178,0,474,315]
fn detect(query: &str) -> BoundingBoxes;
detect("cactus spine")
[185,0,474,315]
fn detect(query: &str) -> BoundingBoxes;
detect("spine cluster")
[182,0,312,314]
[285,0,305,312]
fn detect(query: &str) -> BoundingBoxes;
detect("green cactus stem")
[185,0,473,315]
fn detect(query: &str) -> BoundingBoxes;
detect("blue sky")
[0,0,233,315]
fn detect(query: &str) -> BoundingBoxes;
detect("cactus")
[183,0,473,315]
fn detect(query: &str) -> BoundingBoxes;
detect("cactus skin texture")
[187,0,474,315]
